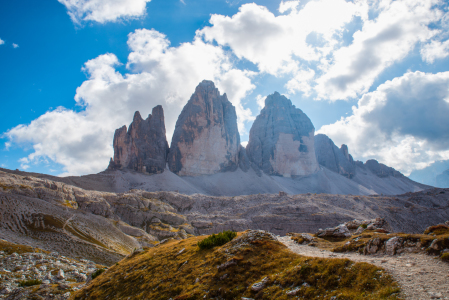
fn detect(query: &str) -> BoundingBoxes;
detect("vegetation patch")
[424,224,449,235]
[73,231,400,300]
[91,268,105,279]
[197,230,237,249]
[18,279,42,287]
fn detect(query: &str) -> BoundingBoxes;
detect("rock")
[314,134,355,178]
[354,226,365,235]
[246,92,319,177]
[168,80,240,176]
[251,277,269,292]
[286,287,301,296]
[238,146,251,172]
[385,237,403,255]
[363,160,403,178]
[364,238,383,255]
[429,292,443,299]
[108,106,169,174]
[217,259,238,271]
[430,239,441,251]
[76,273,87,282]
[316,224,351,238]
[56,269,65,280]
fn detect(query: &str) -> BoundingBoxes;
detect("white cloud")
[421,39,449,63]
[5,29,255,176]
[255,94,266,110]
[318,71,449,175]
[285,68,315,96]
[57,0,151,24]
[180,0,186,4]
[199,0,362,75]
[315,0,441,100]
[0,38,4,45]
[278,0,300,14]
[12,43,19,48]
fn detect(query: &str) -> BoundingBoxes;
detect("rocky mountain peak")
[315,134,356,178]
[108,105,169,174]
[246,92,319,177]
[168,80,240,176]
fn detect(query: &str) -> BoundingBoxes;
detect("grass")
[18,279,42,287]
[72,231,400,300]
[91,268,105,279]
[197,230,237,249]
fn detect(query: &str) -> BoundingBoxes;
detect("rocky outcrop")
[315,134,356,178]
[362,159,404,178]
[108,105,169,174]
[246,92,319,177]
[168,80,240,176]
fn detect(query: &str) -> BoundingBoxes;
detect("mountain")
[168,80,240,176]
[107,105,169,174]
[409,160,449,187]
[436,169,449,187]
[246,92,319,177]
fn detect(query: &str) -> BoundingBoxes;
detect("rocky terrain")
[72,230,401,300]
[0,240,104,300]
[0,169,447,266]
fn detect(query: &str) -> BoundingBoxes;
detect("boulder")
[168,80,240,176]
[385,237,403,255]
[314,134,355,178]
[251,276,269,292]
[316,224,351,238]
[108,105,169,174]
[246,92,319,177]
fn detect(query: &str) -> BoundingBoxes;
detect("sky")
[1,0,449,178]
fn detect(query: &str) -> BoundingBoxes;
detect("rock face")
[362,159,403,178]
[168,80,240,176]
[108,105,169,174]
[246,92,319,177]
[315,134,356,178]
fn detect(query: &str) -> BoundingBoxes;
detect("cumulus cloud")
[12,43,19,48]
[285,68,315,96]
[5,29,255,176]
[199,0,362,75]
[0,38,4,45]
[315,0,440,100]
[421,39,449,63]
[57,0,151,24]
[318,71,449,175]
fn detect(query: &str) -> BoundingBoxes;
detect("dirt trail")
[278,236,449,300]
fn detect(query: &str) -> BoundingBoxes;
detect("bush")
[197,231,237,250]
[360,224,368,229]
[92,268,105,279]
[18,279,42,287]
[441,253,449,262]
[424,224,449,235]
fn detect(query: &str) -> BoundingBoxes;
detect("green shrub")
[18,279,42,287]
[441,253,449,262]
[197,231,237,250]
[92,268,105,279]
[360,224,368,229]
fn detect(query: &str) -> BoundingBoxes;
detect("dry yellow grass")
[73,231,400,300]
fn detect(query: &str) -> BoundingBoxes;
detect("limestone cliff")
[315,134,356,178]
[168,80,240,176]
[108,105,169,174]
[246,92,319,177]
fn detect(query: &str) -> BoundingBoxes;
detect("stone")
[108,105,169,174]
[286,287,301,296]
[362,160,403,178]
[314,134,356,178]
[168,80,240,176]
[364,238,382,255]
[217,259,237,271]
[246,92,319,177]
[316,224,351,238]
[251,277,269,292]
[354,226,365,235]
[430,239,441,251]
[385,237,403,255]
[56,269,65,280]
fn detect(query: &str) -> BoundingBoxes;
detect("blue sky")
[1,0,449,178]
